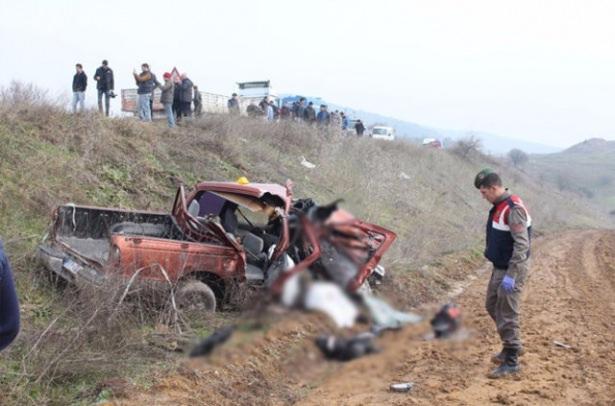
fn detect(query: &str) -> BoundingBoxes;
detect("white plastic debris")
[300,156,316,169]
[304,282,359,328]
[399,172,411,180]
[553,340,572,349]
[390,382,414,393]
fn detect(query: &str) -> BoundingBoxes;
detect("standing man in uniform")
[475,169,532,378]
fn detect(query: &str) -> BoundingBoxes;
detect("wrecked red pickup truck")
[38,180,396,311]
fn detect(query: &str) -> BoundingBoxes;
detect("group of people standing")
[71,60,115,115]
[72,62,366,134]
[133,64,200,128]
[243,96,367,135]
[71,60,202,128]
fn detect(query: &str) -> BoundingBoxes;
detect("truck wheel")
[177,280,217,313]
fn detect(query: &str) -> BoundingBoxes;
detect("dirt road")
[120,230,615,406]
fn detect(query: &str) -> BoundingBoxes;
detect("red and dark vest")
[485,194,532,269]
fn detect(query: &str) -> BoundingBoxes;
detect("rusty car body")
[38,180,396,310]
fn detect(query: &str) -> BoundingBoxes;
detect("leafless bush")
[450,135,483,160]
[508,148,529,167]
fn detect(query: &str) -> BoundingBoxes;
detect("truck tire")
[176,280,217,313]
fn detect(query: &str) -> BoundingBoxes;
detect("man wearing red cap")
[160,72,175,128]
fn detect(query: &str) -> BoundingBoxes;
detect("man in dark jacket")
[179,74,193,118]
[316,104,330,126]
[72,63,87,113]
[193,85,203,117]
[355,119,365,136]
[94,60,114,116]
[294,97,306,122]
[133,63,160,121]
[227,93,240,115]
[304,101,316,124]
[172,77,182,122]
[0,241,20,352]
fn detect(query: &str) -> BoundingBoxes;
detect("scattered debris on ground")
[189,326,236,357]
[430,303,462,338]
[389,382,415,393]
[315,332,379,361]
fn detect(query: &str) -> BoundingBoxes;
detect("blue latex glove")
[501,275,515,293]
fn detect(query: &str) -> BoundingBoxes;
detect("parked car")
[422,138,443,148]
[371,126,395,141]
[38,180,396,311]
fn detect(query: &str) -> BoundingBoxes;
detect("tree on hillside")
[508,148,529,167]
[451,135,482,160]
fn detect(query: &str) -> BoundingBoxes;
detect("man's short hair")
[476,171,502,189]
[232,93,237,97]
[142,63,149,69]
[76,63,83,69]
[102,60,108,66]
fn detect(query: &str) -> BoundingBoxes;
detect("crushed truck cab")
[38,180,395,311]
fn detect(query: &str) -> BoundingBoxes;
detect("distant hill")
[562,138,615,154]
[527,138,615,214]
[323,101,561,155]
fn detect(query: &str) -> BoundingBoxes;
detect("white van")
[371,126,395,141]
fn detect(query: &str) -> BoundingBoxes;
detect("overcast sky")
[1,0,614,147]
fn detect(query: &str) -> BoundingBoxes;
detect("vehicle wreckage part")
[304,282,359,328]
[176,280,217,312]
[37,244,106,285]
[344,221,397,292]
[270,216,320,295]
[315,332,378,361]
[245,264,265,283]
[373,264,385,279]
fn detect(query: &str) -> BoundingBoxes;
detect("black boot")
[488,348,520,378]
[491,347,524,364]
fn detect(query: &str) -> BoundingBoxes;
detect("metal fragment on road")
[390,382,414,393]
[553,340,572,349]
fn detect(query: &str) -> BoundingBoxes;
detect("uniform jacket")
[485,193,532,273]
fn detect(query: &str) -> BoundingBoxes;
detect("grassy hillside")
[0,83,609,404]
[528,138,615,214]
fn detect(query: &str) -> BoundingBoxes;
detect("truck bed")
[52,205,186,264]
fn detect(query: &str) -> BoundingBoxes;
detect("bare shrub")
[450,135,482,160]
[508,148,529,167]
